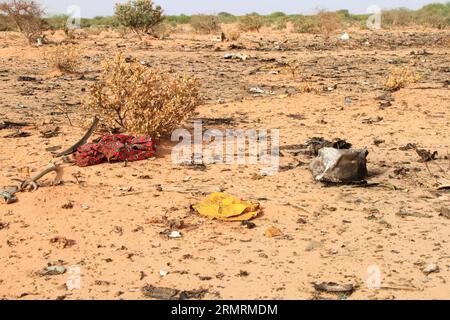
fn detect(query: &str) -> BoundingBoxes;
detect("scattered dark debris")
[111,226,124,236]
[40,126,60,138]
[50,236,76,249]
[375,93,394,102]
[228,43,244,50]
[168,219,185,230]
[179,162,208,171]
[196,117,235,126]
[396,209,432,219]
[3,130,31,138]
[0,222,10,230]
[362,116,383,124]
[142,285,178,300]
[17,76,37,82]
[399,143,417,151]
[241,221,256,229]
[313,282,355,294]
[379,100,392,109]
[287,113,305,120]
[0,120,30,130]
[322,180,370,187]
[416,149,438,162]
[62,201,74,209]
[132,225,144,232]
[373,138,385,146]
[305,137,352,156]
[279,162,301,172]
[39,265,66,276]
[238,270,250,277]
[393,167,410,176]
[297,218,307,224]
[142,285,207,300]
[179,289,208,300]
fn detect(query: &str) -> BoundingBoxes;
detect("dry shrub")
[85,54,202,137]
[317,11,344,38]
[150,21,173,39]
[384,67,421,91]
[223,26,241,41]
[273,19,287,30]
[293,16,320,33]
[190,15,221,34]
[298,82,321,94]
[239,13,264,32]
[382,8,415,28]
[0,0,47,44]
[44,44,81,73]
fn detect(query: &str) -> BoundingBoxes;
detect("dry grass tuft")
[44,44,81,73]
[384,67,421,91]
[85,54,202,137]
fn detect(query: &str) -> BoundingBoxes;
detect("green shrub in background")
[115,0,164,37]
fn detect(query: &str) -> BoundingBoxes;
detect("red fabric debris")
[74,135,155,167]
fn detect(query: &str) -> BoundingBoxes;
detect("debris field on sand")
[0,27,449,300]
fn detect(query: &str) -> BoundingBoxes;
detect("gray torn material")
[309,148,369,183]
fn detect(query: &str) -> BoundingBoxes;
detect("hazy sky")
[38,0,447,18]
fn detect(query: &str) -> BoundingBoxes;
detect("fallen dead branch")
[2,162,61,204]
[54,116,99,157]
[0,120,30,130]
[17,162,61,191]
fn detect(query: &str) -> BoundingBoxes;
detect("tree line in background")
[0,0,449,44]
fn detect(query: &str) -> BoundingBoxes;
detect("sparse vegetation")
[317,11,345,38]
[417,3,450,29]
[115,0,164,38]
[190,14,221,34]
[382,8,416,28]
[44,44,82,73]
[239,13,264,32]
[38,3,450,35]
[0,0,47,44]
[384,67,421,91]
[293,15,321,33]
[85,54,202,137]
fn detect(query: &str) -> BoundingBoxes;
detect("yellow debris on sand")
[193,192,260,221]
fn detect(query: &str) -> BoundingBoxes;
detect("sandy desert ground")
[0,28,449,300]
